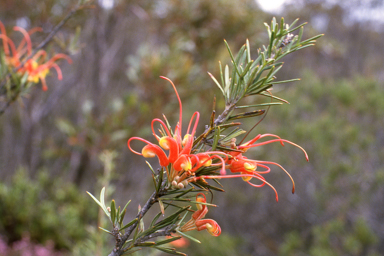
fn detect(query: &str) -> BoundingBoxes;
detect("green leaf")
[155,236,182,246]
[190,200,217,207]
[176,230,201,244]
[119,209,127,227]
[175,187,194,198]
[236,102,283,109]
[152,174,158,191]
[246,39,251,63]
[219,61,225,91]
[111,199,116,225]
[150,212,162,227]
[99,227,113,235]
[224,40,242,77]
[221,128,246,142]
[216,122,241,129]
[119,218,138,231]
[211,127,221,151]
[299,34,324,45]
[146,161,156,176]
[288,22,307,33]
[153,246,187,256]
[248,84,273,95]
[100,187,110,217]
[208,72,224,96]
[136,242,156,247]
[161,198,191,202]
[224,64,230,99]
[288,18,300,30]
[205,183,225,192]
[157,169,164,193]
[133,222,141,242]
[120,200,131,219]
[153,206,190,228]
[158,199,165,215]
[228,109,265,121]
[162,114,174,137]
[121,248,142,255]
[271,78,301,84]
[86,190,110,217]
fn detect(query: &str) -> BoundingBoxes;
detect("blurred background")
[0,0,383,255]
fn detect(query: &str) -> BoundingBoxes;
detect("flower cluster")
[128,76,227,189]
[0,20,72,91]
[127,77,308,237]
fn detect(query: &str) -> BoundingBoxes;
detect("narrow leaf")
[176,230,201,244]
[236,102,283,109]
[100,187,109,216]
[99,227,113,235]
[158,199,165,215]
[208,72,224,95]
[121,248,142,255]
[150,212,162,227]
[155,236,183,246]
[153,246,187,256]
[119,218,138,231]
[111,199,116,225]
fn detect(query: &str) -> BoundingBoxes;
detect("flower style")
[180,193,221,236]
[0,20,72,91]
[190,133,309,201]
[127,76,227,187]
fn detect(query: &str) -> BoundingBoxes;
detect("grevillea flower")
[190,134,309,201]
[180,193,221,236]
[167,236,189,248]
[0,20,72,91]
[127,77,227,187]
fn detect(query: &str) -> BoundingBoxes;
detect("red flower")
[0,21,72,91]
[190,134,309,202]
[180,193,221,236]
[127,77,227,187]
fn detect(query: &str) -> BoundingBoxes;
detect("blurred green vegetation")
[270,73,383,256]
[0,168,97,250]
[0,0,384,255]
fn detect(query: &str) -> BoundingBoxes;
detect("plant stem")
[108,189,164,256]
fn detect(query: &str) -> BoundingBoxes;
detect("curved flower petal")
[174,155,192,172]
[128,137,169,167]
[195,219,221,236]
[159,136,179,163]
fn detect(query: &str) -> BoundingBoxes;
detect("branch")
[108,190,162,256]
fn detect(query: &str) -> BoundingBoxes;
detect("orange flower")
[127,77,227,187]
[180,193,221,237]
[0,20,72,91]
[190,133,308,202]
[22,52,72,91]
[166,236,190,248]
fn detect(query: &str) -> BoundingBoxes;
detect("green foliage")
[280,218,378,256]
[269,72,383,255]
[0,167,97,250]
[182,232,245,256]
